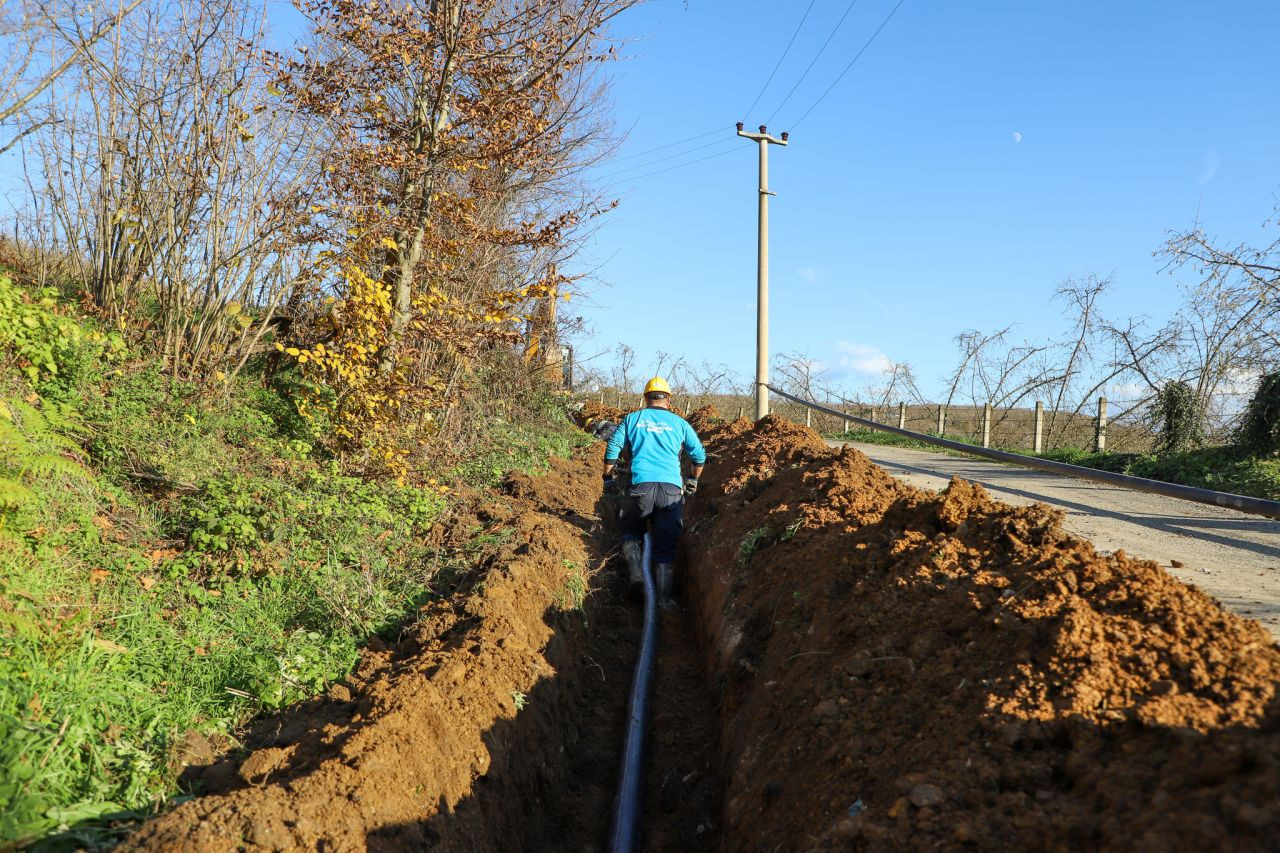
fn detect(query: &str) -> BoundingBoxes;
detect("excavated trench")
[123,443,726,851]
[124,412,1280,851]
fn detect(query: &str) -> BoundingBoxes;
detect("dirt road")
[830,440,1280,637]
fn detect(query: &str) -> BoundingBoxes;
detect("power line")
[596,136,736,180]
[601,145,742,185]
[741,0,817,121]
[788,0,908,130]
[763,0,861,125]
[604,126,724,165]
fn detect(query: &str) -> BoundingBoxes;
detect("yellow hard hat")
[643,376,671,395]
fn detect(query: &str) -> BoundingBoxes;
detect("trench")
[124,442,734,851]
[124,413,1280,851]
[410,472,728,850]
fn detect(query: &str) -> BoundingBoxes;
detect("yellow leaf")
[93,638,129,654]
[286,347,301,357]
[215,371,227,382]
[381,237,398,250]
[225,302,242,316]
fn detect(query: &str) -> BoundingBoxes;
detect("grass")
[826,425,978,452]
[1041,446,1280,501]
[825,422,1280,502]
[0,272,586,847]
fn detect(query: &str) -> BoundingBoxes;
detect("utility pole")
[737,122,787,421]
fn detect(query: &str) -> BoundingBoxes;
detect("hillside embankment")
[122,446,633,850]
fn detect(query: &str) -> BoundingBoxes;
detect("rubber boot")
[621,539,644,600]
[654,562,676,607]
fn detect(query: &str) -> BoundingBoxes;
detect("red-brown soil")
[682,415,1280,850]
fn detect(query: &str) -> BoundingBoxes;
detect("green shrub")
[1150,380,1203,453]
[0,274,124,396]
[1235,372,1280,457]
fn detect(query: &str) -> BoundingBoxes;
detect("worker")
[602,377,706,603]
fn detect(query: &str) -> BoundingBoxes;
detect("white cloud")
[834,341,893,376]
[1012,131,1022,143]
[1198,150,1221,185]
[796,266,823,283]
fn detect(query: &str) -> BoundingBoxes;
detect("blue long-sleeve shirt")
[604,407,706,487]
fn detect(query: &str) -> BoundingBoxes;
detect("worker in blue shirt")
[603,377,706,603]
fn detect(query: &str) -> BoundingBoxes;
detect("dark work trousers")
[619,481,684,563]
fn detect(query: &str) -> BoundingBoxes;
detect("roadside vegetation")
[0,270,587,846]
[820,415,1280,502]
[0,0,626,845]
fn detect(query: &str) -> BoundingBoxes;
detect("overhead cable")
[789,0,908,130]
[602,146,740,187]
[604,126,725,164]
[741,0,817,121]
[597,137,736,180]
[763,0,861,125]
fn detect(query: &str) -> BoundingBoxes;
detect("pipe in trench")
[608,533,657,853]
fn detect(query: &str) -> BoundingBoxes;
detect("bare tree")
[611,342,635,395]
[22,0,323,379]
[0,0,144,154]
[1160,220,1280,435]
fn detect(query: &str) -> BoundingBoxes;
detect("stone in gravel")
[909,784,944,808]
[1170,559,1185,568]
[1150,679,1179,696]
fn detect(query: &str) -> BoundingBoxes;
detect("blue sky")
[572,0,1280,397]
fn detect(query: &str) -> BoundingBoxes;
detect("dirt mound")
[572,400,625,430]
[123,447,639,851]
[682,416,1280,850]
[685,404,724,433]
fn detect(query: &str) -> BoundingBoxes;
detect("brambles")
[1152,380,1204,453]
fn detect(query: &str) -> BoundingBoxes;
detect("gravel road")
[829,440,1280,639]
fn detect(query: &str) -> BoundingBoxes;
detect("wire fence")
[581,387,1262,456]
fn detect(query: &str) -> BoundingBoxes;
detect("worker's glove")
[683,476,699,496]
[603,474,620,496]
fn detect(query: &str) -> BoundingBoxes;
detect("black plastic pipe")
[767,385,1280,519]
[608,534,657,853]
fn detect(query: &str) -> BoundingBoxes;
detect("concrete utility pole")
[737,122,788,420]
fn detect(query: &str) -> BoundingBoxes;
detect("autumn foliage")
[266,0,631,470]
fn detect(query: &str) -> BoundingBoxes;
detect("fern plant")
[0,397,87,526]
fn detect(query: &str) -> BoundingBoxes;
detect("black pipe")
[608,534,657,853]
[767,385,1280,520]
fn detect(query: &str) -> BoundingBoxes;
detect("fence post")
[871,407,878,424]
[737,404,744,420]
[1095,396,1108,453]
[843,408,848,434]
[982,402,992,448]
[897,401,906,430]
[1034,400,1044,454]
[937,406,946,436]
[805,406,811,428]
[599,391,605,405]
